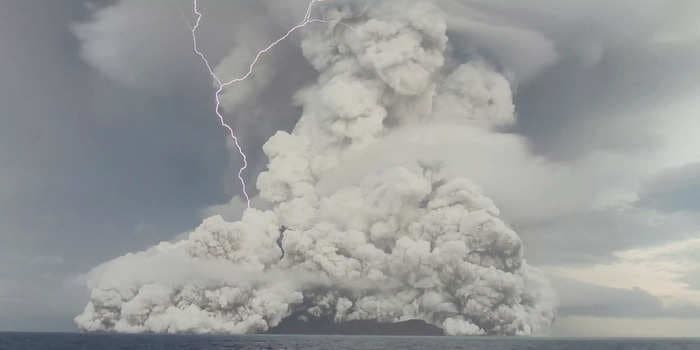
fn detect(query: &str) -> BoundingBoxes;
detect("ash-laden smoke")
[75,0,556,335]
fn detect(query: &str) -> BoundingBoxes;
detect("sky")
[1,0,700,336]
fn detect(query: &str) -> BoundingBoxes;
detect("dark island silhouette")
[268,316,443,336]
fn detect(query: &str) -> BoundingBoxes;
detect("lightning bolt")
[191,0,326,208]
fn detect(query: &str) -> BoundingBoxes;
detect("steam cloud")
[75,0,556,335]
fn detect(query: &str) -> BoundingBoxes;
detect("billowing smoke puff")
[75,0,556,335]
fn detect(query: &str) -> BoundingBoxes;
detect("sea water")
[1,333,699,350]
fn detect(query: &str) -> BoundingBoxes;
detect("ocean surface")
[1,333,699,350]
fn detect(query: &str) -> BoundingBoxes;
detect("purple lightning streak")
[191,0,325,208]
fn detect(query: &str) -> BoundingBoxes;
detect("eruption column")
[77,0,557,335]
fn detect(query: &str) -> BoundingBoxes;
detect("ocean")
[1,333,699,350]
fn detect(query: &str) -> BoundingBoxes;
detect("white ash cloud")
[76,0,556,335]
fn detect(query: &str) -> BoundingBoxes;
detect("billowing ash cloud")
[75,0,556,335]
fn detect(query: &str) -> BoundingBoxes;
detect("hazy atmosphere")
[2,0,700,337]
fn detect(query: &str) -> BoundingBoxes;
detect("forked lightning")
[190,0,326,208]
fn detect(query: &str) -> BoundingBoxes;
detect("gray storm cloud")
[75,0,556,335]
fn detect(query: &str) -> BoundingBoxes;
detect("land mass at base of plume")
[267,317,443,336]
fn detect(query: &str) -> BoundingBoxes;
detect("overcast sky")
[1,0,700,336]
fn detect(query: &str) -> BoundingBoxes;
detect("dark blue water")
[1,333,699,350]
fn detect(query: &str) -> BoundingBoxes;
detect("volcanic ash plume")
[75,0,556,335]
